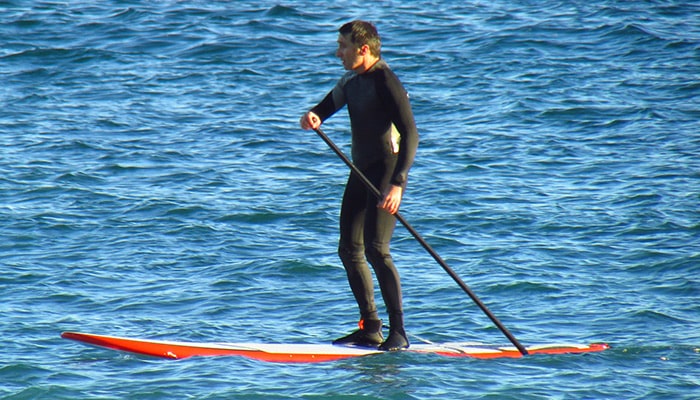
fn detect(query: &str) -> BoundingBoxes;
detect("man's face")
[336,33,363,71]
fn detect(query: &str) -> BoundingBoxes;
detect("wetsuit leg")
[338,171,378,321]
[362,158,409,350]
[361,157,403,321]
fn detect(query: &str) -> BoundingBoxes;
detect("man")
[299,20,419,351]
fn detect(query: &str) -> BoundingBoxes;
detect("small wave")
[632,309,689,324]
[179,41,239,59]
[164,204,209,217]
[1,46,73,61]
[486,280,563,295]
[55,171,105,185]
[1,46,118,71]
[108,7,146,21]
[602,22,671,48]
[264,5,302,18]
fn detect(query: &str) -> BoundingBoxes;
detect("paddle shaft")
[313,127,528,356]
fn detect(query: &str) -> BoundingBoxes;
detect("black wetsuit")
[311,59,419,329]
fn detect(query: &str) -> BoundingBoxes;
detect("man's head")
[336,20,381,72]
[338,20,381,57]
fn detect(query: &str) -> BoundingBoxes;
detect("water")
[2,1,699,398]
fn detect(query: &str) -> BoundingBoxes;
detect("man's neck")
[355,56,380,74]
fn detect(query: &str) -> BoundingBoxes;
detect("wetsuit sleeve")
[310,77,348,122]
[378,71,419,187]
[310,91,337,121]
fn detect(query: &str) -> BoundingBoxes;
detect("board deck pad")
[61,332,609,363]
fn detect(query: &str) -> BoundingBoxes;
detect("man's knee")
[338,242,365,265]
[365,242,391,267]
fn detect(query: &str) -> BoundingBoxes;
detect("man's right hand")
[299,111,321,130]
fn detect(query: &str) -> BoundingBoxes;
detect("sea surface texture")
[2,1,699,399]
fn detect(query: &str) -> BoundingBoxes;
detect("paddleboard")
[61,331,609,363]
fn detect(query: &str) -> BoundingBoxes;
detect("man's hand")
[379,184,403,215]
[300,111,321,130]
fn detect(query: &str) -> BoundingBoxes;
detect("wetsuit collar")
[358,57,382,74]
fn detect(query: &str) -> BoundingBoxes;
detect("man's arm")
[380,70,419,187]
[300,76,349,130]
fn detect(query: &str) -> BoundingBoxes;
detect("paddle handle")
[313,127,529,356]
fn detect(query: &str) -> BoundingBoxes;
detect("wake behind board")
[61,332,609,363]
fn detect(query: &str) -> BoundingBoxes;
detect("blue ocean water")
[1,0,699,398]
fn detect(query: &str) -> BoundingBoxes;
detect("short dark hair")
[339,20,381,57]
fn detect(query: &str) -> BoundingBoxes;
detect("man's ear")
[359,44,369,55]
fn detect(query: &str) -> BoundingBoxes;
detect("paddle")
[312,127,529,356]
